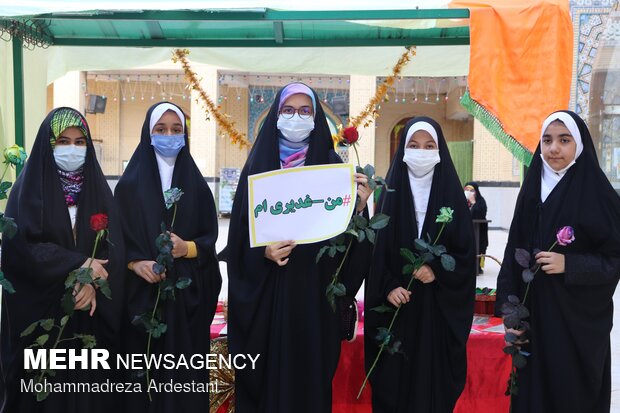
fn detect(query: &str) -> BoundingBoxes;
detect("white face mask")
[53,145,87,172]
[403,148,440,177]
[277,114,315,143]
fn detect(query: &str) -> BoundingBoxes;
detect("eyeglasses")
[279,105,314,120]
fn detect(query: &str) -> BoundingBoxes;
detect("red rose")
[343,126,359,145]
[90,213,108,232]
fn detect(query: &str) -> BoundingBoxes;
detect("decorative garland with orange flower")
[172,49,251,148]
[338,46,416,146]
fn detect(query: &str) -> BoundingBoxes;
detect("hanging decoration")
[335,46,416,142]
[172,49,250,149]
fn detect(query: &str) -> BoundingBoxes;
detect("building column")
[53,71,86,113]
[348,75,376,168]
[189,64,218,179]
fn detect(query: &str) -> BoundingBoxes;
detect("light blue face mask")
[53,145,87,172]
[150,134,185,158]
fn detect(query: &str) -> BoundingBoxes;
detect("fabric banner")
[248,164,355,247]
[450,0,573,166]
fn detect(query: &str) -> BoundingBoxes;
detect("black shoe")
[337,296,358,342]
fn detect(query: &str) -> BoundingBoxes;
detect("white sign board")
[248,164,356,247]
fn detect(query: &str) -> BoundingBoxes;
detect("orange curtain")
[449,0,573,165]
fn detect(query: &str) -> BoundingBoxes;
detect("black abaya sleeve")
[114,183,154,263]
[564,254,620,286]
[3,237,87,288]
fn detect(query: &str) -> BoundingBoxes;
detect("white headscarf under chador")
[148,102,186,195]
[402,121,441,237]
[540,111,583,202]
[149,103,185,135]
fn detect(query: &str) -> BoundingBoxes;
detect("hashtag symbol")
[342,195,351,206]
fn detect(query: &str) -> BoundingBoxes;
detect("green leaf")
[36,334,49,346]
[399,248,417,264]
[352,214,368,229]
[371,304,395,313]
[175,278,192,289]
[21,321,39,337]
[414,238,429,252]
[402,263,415,275]
[60,315,70,327]
[0,271,16,294]
[96,278,112,300]
[316,246,330,263]
[64,270,78,289]
[36,391,50,401]
[367,179,377,191]
[386,339,403,356]
[345,229,359,239]
[363,164,375,179]
[150,322,168,338]
[521,269,535,283]
[365,228,376,244]
[503,345,519,356]
[39,319,54,332]
[373,186,383,203]
[355,166,364,174]
[358,229,366,243]
[369,213,390,230]
[327,246,337,258]
[512,353,527,369]
[0,215,17,239]
[431,244,447,256]
[75,267,93,285]
[422,252,434,263]
[335,245,347,253]
[75,334,97,349]
[0,181,12,192]
[61,290,76,316]
[333,282,346,297]
[375,327,392,346]
[440,254,456,272]
[515,248,531,269]
[161,278,175,292]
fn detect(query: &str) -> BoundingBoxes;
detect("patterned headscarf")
[50,108,89,148]
[50,108,89,206]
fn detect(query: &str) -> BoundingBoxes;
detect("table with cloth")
[210,301,511,412]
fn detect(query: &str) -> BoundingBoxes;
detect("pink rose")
[556,226,575,246]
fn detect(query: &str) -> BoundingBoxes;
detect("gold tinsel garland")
[339,46,417,139]
[172,49,251,149]
[209,337,235,413]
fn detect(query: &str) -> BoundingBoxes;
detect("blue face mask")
[150,134,185,158]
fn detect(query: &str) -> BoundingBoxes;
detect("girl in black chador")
[115,102,221,412]
[496,110,620,412]
[365,117,476,413]
[1,107,124,412]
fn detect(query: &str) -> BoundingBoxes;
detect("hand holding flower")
[387,287,411,307]
[132,260,165,283]
[503,327,528,349]
[535,251,565,274]
[170,232,189,258]
[414,264,436,283]
[81,258,108,281]
[73,283,97,316]
[354,173,372,213]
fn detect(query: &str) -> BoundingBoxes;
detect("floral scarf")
[57,167,84,206]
